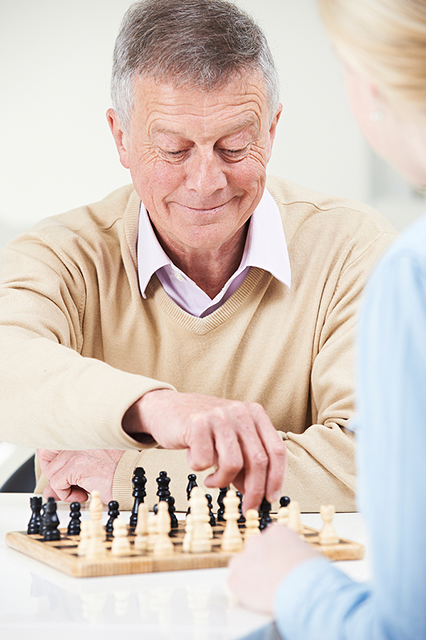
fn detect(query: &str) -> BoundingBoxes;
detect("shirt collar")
[137,187,291,299]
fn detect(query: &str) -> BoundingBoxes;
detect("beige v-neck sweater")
[0,177,396,511]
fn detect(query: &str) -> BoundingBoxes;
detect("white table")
[0,494,370,640]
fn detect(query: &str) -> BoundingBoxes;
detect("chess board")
[5,519,364,578]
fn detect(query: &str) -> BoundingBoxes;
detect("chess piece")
[221,488,243,553]
[153,501,174,557]
[77,520,90,556]
[106,500,120,534]
[156,471,171,502]
[319,504,339,545]
[89,490,103,522]
[43,497,61,541]
[277,505,289,526]
[129,467,147,529]
[183,513,193,553]
[206,494,216,527]
[190,487,212,553]
[287,500,303,535]
[147,512,158,552]
[236,491,246,524]
[258,497,272,531]
[134,503,149,552]
[67,501,81,536]
[111,519,132,556]
[217,486,229,522]
[186,473,197,515]
[244,509,260,542]
[277,495,291,527]
[86,519,107,559]
[167,496,178,529]
[27,496,42,535]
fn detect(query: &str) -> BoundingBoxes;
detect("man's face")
[108,73,281,257]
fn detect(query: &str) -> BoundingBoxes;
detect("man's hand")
[123,389,287,512]
[37,449,124,504]
[228,524,319,614]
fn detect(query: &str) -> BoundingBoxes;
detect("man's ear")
[106,108,130,169]
[266,103,283,163]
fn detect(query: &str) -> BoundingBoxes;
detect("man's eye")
[220,147,248,160]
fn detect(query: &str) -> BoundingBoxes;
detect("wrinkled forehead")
[129,72,271,135]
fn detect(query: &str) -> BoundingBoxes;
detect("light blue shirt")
[274,213,426,639]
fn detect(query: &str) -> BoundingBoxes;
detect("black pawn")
[129,467,147,529]
[156,471,171,502]
[217,486,229,522]
[280,496,291,509]
[258,498,272,531]
[43,497,61,541]
[167,496,178,529]
[206,494,216,527]
[67,502,81,536]
[27,496,43,535]
[106,500,120,534]
[236,491,246,524]
[186,474,197,515]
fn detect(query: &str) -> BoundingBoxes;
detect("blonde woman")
[229,1,426,638]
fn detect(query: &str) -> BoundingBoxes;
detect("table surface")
[0,493,371,640]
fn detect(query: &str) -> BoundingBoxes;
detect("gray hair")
[111,0,280,131]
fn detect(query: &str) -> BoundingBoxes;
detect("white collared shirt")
[137,188,291,317]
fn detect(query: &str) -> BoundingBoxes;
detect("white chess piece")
[134,503,149,553]
[221,488,243,553]
[77,520,90,556]
[147,511,158,551]
[287,500,303,535]
[183,513,193,553]
[111,519,132,556]
[153,501,174,557]
[190,487,212,553]
[319,504,339,545]
[277,505,289,526]
[244,509,260,543]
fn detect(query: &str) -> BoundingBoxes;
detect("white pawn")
[147,512,158,552]
[153,501,174,557]
[287,500,303,535]
[277,505,289,526]
[134,503,149,553]
[319,504,339,545]
[244,509,260,543]
[77,520,90,556]
[183,513,193,553]
[190,487,212,554]
[221,488,243,553]
[111,519,131,556]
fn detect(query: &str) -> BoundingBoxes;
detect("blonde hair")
[318,0,426,109]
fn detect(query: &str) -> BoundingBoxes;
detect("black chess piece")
[217,486,229,522]
[280,496,291,509]
[106,500,120,534]
[236,491,246,524]
[27,496,43,535]
[258,497,272,531]
[167,496,178,529]
[129,467,147,529]
[156,471,171,502]
[186,473,198,515]
[67,502,81,536]
[43,497,61,541]
[206,494,216,527]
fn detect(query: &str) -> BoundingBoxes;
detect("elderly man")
[0,0,395,512]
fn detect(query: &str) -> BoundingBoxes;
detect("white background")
[1,0,425,248]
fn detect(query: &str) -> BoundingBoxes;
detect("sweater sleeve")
[0,228,174,451]
[282,230,396,512]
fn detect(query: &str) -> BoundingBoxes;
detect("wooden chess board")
[6,519,364,578]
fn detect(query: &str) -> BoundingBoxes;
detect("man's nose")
[185,149,227,196]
